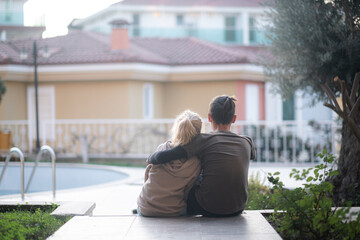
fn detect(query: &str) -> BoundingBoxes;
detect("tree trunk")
[331,116,360,206]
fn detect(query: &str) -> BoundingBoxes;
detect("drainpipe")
[33,41,40,151]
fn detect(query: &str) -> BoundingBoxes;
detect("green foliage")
[0,77,6,103]
[246,172,276,210]
[0,204,70,240]
[262,0,360,101]
[267,149,360,240]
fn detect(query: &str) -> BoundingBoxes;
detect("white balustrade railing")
[0,119,341,164]
[0,120,29,153]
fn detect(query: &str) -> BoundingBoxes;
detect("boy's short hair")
[209,95,237,125]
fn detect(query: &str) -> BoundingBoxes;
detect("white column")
[295,90,303,122]
[295,90,303,137]
[245,84,259,122]
[242,12,249,45]
[0,31,6,41]
[265,82,282,123]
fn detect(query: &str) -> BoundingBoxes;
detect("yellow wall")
[54,81,129,119]
[0,65,261,120]
[0,81,27,120]
[127,81,143,118]
[162,81,237,118]
[153,82,164,118]
[127,81,164,118]
[0,79,242,120]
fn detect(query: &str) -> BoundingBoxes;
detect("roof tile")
[0,31,259,66]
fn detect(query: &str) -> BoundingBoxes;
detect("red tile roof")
[223,45,267,64]
[0,42,22,63]
[0,31,259,66]
[115,0,263,7]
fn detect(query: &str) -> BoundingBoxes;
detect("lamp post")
[33,41,40,151]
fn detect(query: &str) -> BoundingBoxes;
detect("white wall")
[76,5,266,37]
[265,82,282,123]
[265,82,334,123]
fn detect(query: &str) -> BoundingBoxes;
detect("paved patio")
[0,164,308,239]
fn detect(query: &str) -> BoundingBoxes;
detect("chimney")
[110,19,130,50]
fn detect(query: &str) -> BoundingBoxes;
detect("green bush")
[246,172,276,210]
[0,205,70,240]
[267,150,360,240]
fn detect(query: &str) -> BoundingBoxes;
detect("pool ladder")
[0,145,56,201]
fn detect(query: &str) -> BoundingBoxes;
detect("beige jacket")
[137,141,201,217]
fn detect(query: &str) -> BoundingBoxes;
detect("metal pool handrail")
[0,147,25,200]
[25,145,56,198]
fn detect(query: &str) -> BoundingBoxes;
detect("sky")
[24,0,121,38]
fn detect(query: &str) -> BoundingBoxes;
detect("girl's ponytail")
[172,110,202,146]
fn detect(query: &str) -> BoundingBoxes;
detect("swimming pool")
[0,164,128,196]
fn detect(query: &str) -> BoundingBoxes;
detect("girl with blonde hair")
[137,110,202,217]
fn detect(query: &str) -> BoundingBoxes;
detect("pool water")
[0,165,128,196]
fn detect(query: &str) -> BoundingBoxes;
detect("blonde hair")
[171,110,202,146]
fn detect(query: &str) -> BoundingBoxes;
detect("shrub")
[0,204,70,240]
[246,172,276,210]
[267,149,360,240]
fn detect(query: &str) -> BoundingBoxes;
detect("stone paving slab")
[49,211,282,240]
[48,216,135,240]
[51,201,96,217]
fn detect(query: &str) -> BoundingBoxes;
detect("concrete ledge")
[51,201,96,217]
[49,211,283,240]
[0,201,96,217]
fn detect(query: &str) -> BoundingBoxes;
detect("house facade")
[0,28,264,122]
[68,0,267,45]
[0,27,269,154]
[0,2,336,160]
[67,0,333,124]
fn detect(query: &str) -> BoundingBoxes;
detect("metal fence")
[0,119,341,163]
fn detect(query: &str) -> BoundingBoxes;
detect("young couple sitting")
[137,95,256,217]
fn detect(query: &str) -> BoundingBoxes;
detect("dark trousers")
[186,186,243,217]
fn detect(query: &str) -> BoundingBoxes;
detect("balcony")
[91,26,268,45]
[0,11,24,26]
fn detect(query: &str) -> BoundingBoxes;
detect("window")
[132,14,140,36]
[282,94,295,120]
[5,0,12,21]
[249,16,257,43]
[245,84,259,122]
[143,84,154,119]
[27,86,56,144]
[224,16,237,42]
[176,15,184,26]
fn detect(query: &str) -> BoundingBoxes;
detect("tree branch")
[350,72,360,103]
[321,84,343,114]
[350,96,360,119]
[323,103,345,119]
[340,80,349,115]
[322,72,360,142]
